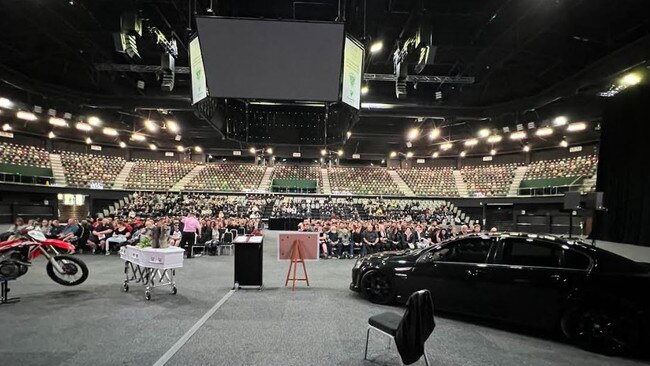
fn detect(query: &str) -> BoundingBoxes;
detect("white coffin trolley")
[120,245,185,301]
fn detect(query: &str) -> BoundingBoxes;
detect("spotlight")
[266,147,273,154]
[553,116,568,126]
[460,151,466,158]
[510,131,527,140]
[194,146,202,153]
[0,97,13,109]
[250,147,257,154]
[144,119,159,132]
[103,127,118,136]
[536,127,554,136]
[119,141,127,148]
[567,122,587,132]
[464,139,478,147]
[487,135,502,144]
[381,159,385,164]
[149,143,157,150]
[131,133,145,141]
[17,111,38,121]
[432,152,439,158]
[346,131,352,138]
[390,151,397,158]
[440,142,453,150]
[406,151,414,158]
[523,145,531,152]
[87,116,102,126]
[85,137,92,144]
[560,140,569,148]
[620,72,642,86]
[478,128,490,138]
[406,141,413,148]
[490,149,497,156]
[337,149,344,156]
[370,41,383,54]
[407,128,419,141]
[166,120,180,133]
[2,123,12,131]
[75,122,92,131]
[49,117,69,127]
[177,145,185,152]
[361,85,369,95]
[48,131,56,139]
[428,128,441,140]
[321,149,327,156]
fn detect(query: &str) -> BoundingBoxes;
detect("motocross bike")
[0,230,89,286]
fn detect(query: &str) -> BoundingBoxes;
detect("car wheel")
[360,270,395,305]
[561,304,641,355]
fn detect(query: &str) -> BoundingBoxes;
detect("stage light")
[560,140,568,148]
[390,151,397,158]
[370,41,383,54]
[361,85,369,95]
[490,149,497,155]
[49,117,69,127]
[523,145,531,152]
[460,151,466,157]
[250,147,257,154]
[510,131,527,140]
[266,147,273,154]
[131,133,146,141]
[464,139,478,147]
[75,122,92,132]
[144,119,158,132]
[620,72,642,86]
[194,146,202,153]
[478,128,490,138]
[321,149,327,156]
[536,127,553,136]
[48,131,56,139]
[2,124,11,131]
[440,142,453,150]
[406,141,413,148]
[406,151,414,158]
[432,152,439,158]
[487,135,502,144]
[17,111,37,121]
[407,128,419,141]
[119,141,127,148]
[87,116,102,126]
[149,143,157,150]
[346,131,352,138]
[337,149,344,156]
[0,98,13,109]
[381,159,385,164]
[177,145,184,152]
[85,137,92,144]
[567,122,586,132]
[429,128,441,140]
[103,127,118,136]
[553,116,568,126]
[166,120,180,133]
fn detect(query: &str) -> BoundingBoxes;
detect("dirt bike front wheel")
[46,255,89,286]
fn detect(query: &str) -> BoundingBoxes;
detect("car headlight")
[354,259,363,269]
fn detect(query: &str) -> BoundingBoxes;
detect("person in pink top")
[180,211,201,258]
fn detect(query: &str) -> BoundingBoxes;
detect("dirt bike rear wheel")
[46,255,89,286]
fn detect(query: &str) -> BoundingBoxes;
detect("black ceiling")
[0,0,647,154]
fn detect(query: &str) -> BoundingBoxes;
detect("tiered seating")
[328,167,402,196]
[272,165,323,192]
[525,155,598,180]
[59,151,126,188]
[0,142,50,168]
[461,163,518,197]
[185,164,266,191]
[125,160,195,190]
[397,167,458,196]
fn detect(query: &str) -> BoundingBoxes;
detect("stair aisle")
[452,170,468,197]
[258,166,274,191]
[508,166,529,196]
[48,153,67,187]
[387,169,415,196]
[112,162,135,190]
[171,165,206,192]
[321,168,331,194]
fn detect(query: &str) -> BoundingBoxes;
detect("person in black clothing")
[351,224,364,258]
[362,224,379,256]
[327,225,342,258]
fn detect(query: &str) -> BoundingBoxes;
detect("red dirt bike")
[0,230,89,286]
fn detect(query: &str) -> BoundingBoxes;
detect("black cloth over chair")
[395,290,435,365]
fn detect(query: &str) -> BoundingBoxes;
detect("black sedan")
[350,233,650,355]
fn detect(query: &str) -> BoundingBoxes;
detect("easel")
[284,240,310,290]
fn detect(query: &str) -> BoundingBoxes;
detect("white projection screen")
[195,17,345,102]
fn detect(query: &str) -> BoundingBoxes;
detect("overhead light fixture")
[266,147,273,154]
[174,135,182,141]
[560,140,569,148]
[369,41,383,54]
[49,117,69,127]
[75,122,92,131]
[510,131,527,140]
[620,72,642,86]
[177,145,185,152]
[406,151,414,158]
[103,127,118,136]
[85,137,92,144]
[337,149,344,156]
[131,133,146,141]
[490,149,497,156]
[390,151,397,158]
[144,119,158,132]
[250,147,257,154]
[428,128,441,140]
[553,116,568,126]
[464,138,478,147]
[567,122,587,132]
[166,120,180,133]
[440,142,453,150]
[361,85,369,95]
[0,97,13,109]
[16,111,37,121]
[194,146,202,153]
[346,131,352,138]
[523,145,531,152]
[478,128,490,138]
[432,152,439,158]
[406,128,419,141]
[48,131,56,139]
[460,151,466,157]
[321,149,327,156]
[487,135,502,144]
[536,127,554,136]
[119,141,126,148]
[406,141,413,148]
[87,116,102,126]
[2,123,12,131]
[149,143,157,150]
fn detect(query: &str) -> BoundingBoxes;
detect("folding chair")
[191,235,206,257]
[219,231,234,256]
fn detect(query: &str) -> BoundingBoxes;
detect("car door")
[480,237,591,328]
[410,237,496,315]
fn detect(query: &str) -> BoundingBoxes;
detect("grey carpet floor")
[0,231,647,366]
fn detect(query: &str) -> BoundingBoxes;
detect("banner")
[341,36,364,109]
[189,36,208,104]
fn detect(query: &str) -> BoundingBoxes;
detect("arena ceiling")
[0,0,648,156]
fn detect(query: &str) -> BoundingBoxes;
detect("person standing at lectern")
[180,211,201,259]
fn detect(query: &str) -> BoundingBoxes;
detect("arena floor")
[0,231,648,366]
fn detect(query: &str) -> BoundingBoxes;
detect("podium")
[233,235,264,289]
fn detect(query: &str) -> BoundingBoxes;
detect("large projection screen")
[195,17,344,101]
